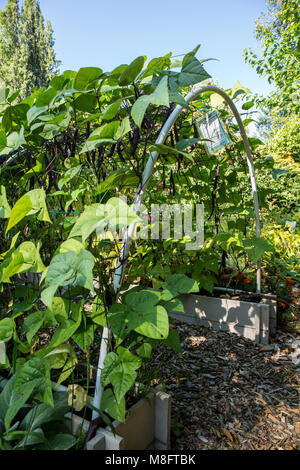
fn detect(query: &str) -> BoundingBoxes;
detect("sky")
[31,0,272,98]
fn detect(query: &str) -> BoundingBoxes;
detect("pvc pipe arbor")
[92,83,262,418]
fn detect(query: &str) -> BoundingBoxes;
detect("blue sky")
[0,0,272,97]
[35,0,271,97]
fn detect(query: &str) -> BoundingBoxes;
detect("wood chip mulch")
[147,321,300,450]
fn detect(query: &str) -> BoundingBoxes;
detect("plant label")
[197,110,231,154]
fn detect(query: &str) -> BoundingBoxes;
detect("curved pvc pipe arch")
[113,84,261,293]
[92,83,262,418]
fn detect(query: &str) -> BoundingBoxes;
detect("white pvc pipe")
[91,325,109,420]
[0,148,26,171]
[92,83,262,418]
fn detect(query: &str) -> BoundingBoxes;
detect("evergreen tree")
[0,0,59,100]
[0,0,20,92]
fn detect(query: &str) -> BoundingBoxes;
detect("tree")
[244,0,300,117]
[255,107,273,141]
[0,0,20,93]
[0,0,59,100]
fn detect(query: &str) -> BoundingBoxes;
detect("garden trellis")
[0,49,272,436]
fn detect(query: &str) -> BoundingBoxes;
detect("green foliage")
[131,76,170,127]
[101,277,193,418]
[41,250,94,306]
[267,115,300,162]
[262,223,300,280]
[244,0,300,116]
[6,188,51,232]
[1,41,206,421]
[0,375,76,450]
[0,44,294,430]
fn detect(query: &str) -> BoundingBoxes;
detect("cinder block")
[269,298,277,335]
[113,393,155,450]
[170,293,272,345]
[259,301,270,345]
[264,295,277,335]
[56,383,171,450]
[64,385,171,450]
[64,412,90,435]
[155,391,171,449]
[86,432,106,450]
[97,429,125,450]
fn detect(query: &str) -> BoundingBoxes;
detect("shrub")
[267,116,300,163]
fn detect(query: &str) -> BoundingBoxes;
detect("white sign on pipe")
[197,110,231,154]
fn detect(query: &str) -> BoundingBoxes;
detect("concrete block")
[264,295,277,335]
[97,429,125,450]
[155,390,171,449]
[113,393,155,450]
[170,293,272,345]
[259,301,270,345]
[86,432,106,450]
[64,385,171,450]
[64,412,90,435]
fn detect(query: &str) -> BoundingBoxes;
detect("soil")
[146,320,300,450]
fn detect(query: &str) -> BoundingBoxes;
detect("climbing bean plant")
[0,46,216,431]
[127,85,278,294]
[0,45,280,436]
